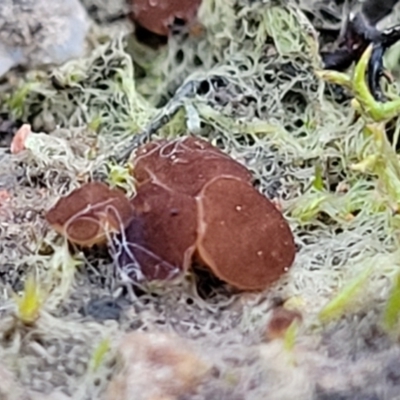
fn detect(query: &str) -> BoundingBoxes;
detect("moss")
[1,0,400,397]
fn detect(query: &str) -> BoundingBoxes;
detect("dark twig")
[321,0,400,101]
[113,79,203,164]
[92,76,223,182]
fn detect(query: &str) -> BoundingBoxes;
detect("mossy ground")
[2,0,400,398]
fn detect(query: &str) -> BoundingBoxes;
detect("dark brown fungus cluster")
[128,0,202,37]
[117,136,296,290]
[46,137,296,290]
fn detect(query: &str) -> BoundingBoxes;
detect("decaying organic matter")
[321,0,400,101]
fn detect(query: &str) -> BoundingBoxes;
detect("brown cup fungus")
[132,136,252,196]
[113,182,198,281]
[196,176,296,290]
[115,136,296,290]
[128,0,202,37]
[46,136,296,290]
[46,182,134,247]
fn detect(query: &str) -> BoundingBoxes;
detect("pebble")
[0,0,90,77]
[106,331,211,400]
[83,296,123,321]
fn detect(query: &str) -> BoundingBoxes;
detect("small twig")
[91,79,205,181]
[113,79,204,164]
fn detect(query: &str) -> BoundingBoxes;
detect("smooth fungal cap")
[196,176,296,290]
[46,182,134,247]
[132,136,252,196]
[129,0,202,36]
[114,182,198,281]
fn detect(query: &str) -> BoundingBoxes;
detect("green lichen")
[2,0,400,397]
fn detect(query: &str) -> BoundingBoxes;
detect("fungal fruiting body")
[113,182,198,281]
[129,0,202,37]
[46,137,296,290]
[195,176,296,290]
[115,136,296,290]
[132,137,252,196]
[46,182,134,247]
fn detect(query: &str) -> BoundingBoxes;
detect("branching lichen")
[2,0,400,397]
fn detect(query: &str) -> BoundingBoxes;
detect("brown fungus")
[112,182,198,281]
[119,136,296,289]
[132,136,252,196]
[196,176,296,290]
[46,182,134,247]
[128,0,202,37]
[265,307,303,341]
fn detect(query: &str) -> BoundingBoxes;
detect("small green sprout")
[106,162,136,196]
[289,191,329,223]
[87,115,102,133]
[315,70,352,91]
[312,162,325,191]
[283,319,299,352]
[353,46,400,122]
[13,275,46,324]
[318,266,373,323]
[46,241,84,308]
[350,154,379,173]
[7,82,40,118]
[318,45,400,122]
[383,273,400,332]
[89,337,110,373]
[351,124,400,208]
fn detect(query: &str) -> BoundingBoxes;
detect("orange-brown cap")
[132,136,252,196]
[46,182,134,247]
[196,176,296,290]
